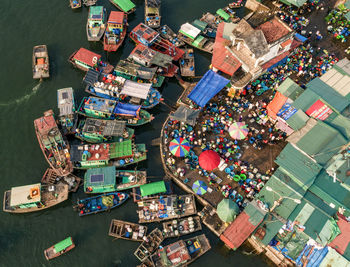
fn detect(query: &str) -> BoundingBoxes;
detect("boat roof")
[180,23,201,39]
[82,118,126,136]
[10,183,41,207]
[109,139,133,158]
[132,23,159,44]
[108,11,124,24]
[120,80,152,99]
[85,166,116,188]
[54,237,73,254]
[73,48,101,67]
[70,143,110,162]
[140,181,166,197]
[84,96,117,114]
[115,60,157,80]
[34,113,56,135]
[111,0,135,13]
[89,6,103,19]
[57,88,75,116]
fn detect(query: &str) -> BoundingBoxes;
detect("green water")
[0,0,269,266]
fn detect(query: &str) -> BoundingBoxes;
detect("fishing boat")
[132,179,173,202]
[137,195,197,223]
[200,12,219,30]
[180,48,195,77]
[115,60,165,88]
[216,7,240,23]
[192,19,216,39]
[103,11,127,52]
[229,0,244,9]
[3,183,69,213]
[83,0,97,6]
[145,0,161,29]
[57,88,77,135]
[77,96,154,126]
[70,139,147,169]
[75,118,134,143]
[109,0,136,14]
[86,6,106,41]
[109,219,148,241]
[70,0,81,9]
[130,23,184,61]
[75,192,128,216]
[162,216,202,238]
[34,110,73,176]
[178,23,214,53]
[41,168,82,193]
[134,228,164,262]
[44,237,75,260]
[149,234,211,266]
[84,166,147,193]
[32,45,49,79]
[68,48,114,74]
[158,25,185,47]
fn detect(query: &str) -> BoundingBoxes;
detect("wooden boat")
[86,6,106,41]
[149,234,211,266]
[145,0,161,29]
[137,195,197,223]
[57,88,77,135]
[109,219,148,241]
[158,25,185,47]
[229,0,244,9]
[83,0,97,6]
[68,48,114,74]
[130,23,184,61]
[192,19,216,39]
[75,118,135,143]
[216,7,240,23]
[162,216,202,238]
[77,96,154,126]
[3,183,69,213]
[41,168,82,193]
[76,192,128,216]
[70,0,82,9]
[70,140,147,169]
[33,45,49,79]
[34,110,73,177]
[134,228,164,262]
[109,0,136,14]
[44,237,75,260]
[132,179,173,202]
[200,12,219,30]
[180,48,195,77]
[116,170,147,190]
[178,23,214,54]
[103,11,127,52]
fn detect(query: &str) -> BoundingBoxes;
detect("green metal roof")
[326,114,350,139]
[111,0,135,12]
[191,19,207,31]
[216,9,230,21]
[286,109,308,131]
[109,140,133,159]
[292,89,320,112]
[84,166,116,191]
[140,181,166,197]
[255,215,284,246]
[345,0,350,9]
[278,0,307,7]
[54,237,73,253]
[277,78,304,101]
[275,143,322,188]
[320,247,350,267]
[244,200,267,226]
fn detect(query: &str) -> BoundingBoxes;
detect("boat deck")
[134,228,164,262]
[180,48,195,77]
[163,215,202,238]
[109,219,147,241]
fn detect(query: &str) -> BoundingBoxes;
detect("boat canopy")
[109,140,133,158]
[216,9,230,21]
[169,105,200,126]
[111,0,136,13]
[191,19,208,31]
[179,23,201,40]
[57,88,75,116]
[188,70,229,107]
[121,80,152,99]
[73,48,101,67]
[140,181,166,197]
[10,183,41,207]
[83,119,126,136]
[54,237,73,254]
[108,11,124,24]
[84,166,116,191]
[89,6,103,19]
[114,102,141,116]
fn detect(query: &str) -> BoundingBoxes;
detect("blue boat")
[76,192,128,216]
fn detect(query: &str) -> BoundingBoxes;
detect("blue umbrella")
[192,180,208,195]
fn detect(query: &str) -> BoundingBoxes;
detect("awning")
[120,80,152,99]
[111,0,135,13]
[188,70,229,107]
[114,102,141,116]
[169,105,200,126]
[140,181,166,197]
[179,23,201,40]
[267,91,288,119]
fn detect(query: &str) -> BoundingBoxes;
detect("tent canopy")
[191,19,208,31]
[109,140,133,159]
[54,237,73,254]
[120,80,152,99]
[169,105,200,126]
[217,199,239,222]
[179,23,201,40]
[114,102,141,116]
[188,70,229,107]
[140,181,166,197]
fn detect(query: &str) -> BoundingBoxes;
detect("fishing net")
[102,195,114,207]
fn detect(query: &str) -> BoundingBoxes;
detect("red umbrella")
[199,150,221,171]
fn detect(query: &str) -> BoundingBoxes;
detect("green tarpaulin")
[192,35,205,48]
[191,19,208,31]
[216,8,230,21]
[109,140,133,159]
[112,0,135,13]
[54,237,73,253]
[140,181,166,197]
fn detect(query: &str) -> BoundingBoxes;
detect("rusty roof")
[256,17,292,44]
[108,11,124,24]
[34,114,57,134]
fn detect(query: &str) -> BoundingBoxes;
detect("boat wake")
[0,82,41,107]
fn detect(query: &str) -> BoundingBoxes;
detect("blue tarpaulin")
[114,102,140,116]
[188,70,229,107]
[295,33,308,43]
[295,245,329,267]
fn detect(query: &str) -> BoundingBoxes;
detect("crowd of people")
[325,8,350,43]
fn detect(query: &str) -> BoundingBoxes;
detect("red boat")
[129,23,184,61]
[103,11,128,52]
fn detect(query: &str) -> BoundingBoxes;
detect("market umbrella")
[199,150,220,171]
[192,180,208,195]
[228,122,249,140]
[169,137,190,157]
[217,199,240,223]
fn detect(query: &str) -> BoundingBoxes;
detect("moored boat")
[132,179,173,202]
[34,110,73,176]
[75,118,134,143]
[70,0,82,9]
[216,7,240,23]
[145,0,161,29]
[180,48,195,77]
[86,6,106,41]
[158,25,185,47]
[162,216,202,238]
[109,0,136,14]
[229,0,244,9]
[44,237,75,260]
[83,0,97,6]
[41,168,82,193]
[33,45,49,79]
[200,12,219,30]
[75,192,128,216]
[178,23,214,53]
[3,183,69,213]
[103,11,127,52]
[109,219,148,241]
[57,88,77,135]
[134,228,164,262]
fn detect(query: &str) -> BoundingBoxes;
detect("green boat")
[77,96,154,126]
[44,237,75,260]
[109,0,136,14]
[70,139,147,169]
[84,166,147,193]
[75,118,134,143]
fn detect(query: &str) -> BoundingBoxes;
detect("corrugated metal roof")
[326,114,350,139]
[320,247,350,267]
[277,77,304,101]
[244,200,267,226]
[254,214,284,246]
[120,80,152,100]
[320,68,350,97]
[292,89,320,112]
[334,58,350,76]
[286,109,308,131]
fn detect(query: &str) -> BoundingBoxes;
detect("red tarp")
[199,150,220,171]
[329,213,350,255]
[73,48,101,67]
[267,91,288,119]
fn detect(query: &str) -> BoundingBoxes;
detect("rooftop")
[73,48,101,67]
[108,11,124,24]
[82,118,126,136]
[256,17,291,44]
[57,87,74,116]
[34,113,57,135]
[10,183,41,207]
[131,23,159,44]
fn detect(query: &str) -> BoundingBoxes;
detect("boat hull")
[44,237,75,260]
[33,45,50,79]
[109,219,148,242]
